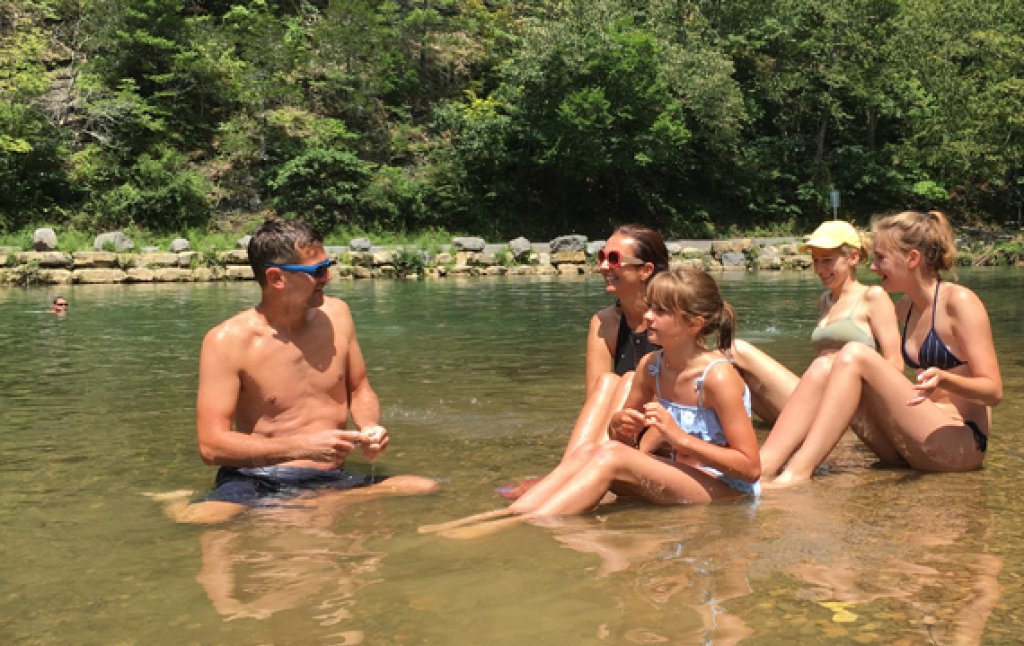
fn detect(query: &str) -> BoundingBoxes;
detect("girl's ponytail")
[716,301,737,351]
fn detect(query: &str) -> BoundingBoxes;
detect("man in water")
[165,218,437,524]
[50,296,68,316]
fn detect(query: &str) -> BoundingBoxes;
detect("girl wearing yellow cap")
[730,220,903,478]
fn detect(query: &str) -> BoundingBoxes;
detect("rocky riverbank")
[1,230,1020,286]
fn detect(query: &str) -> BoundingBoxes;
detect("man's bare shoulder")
[203,308,262,352]
[318,295,356,325]
[320,294,351,313]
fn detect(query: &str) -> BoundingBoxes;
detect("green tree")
[434,0,746,238]
[83,0,237,146]
[261,109,370,234]
[0,0,71,228]
[77,144,212,231]
[883,0,1024,220]
[709,0,907,224]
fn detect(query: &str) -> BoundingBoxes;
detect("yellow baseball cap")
[800,220,862,251]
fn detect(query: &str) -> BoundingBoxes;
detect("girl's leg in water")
[730,339,799,425]
[529,443,732,516]
[423,378,634,535]
[771,343,982,487]
[420,443,606,535]
[759,355,834,477]
[510,443,604,513]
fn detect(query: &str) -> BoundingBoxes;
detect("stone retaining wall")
[1,236,1019,286]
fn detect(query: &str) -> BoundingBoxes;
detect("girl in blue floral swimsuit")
[422,267,761,537]
[644,352,759,496]
[510,266,761,512]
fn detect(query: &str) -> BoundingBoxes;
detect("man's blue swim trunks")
[206,466,387,507]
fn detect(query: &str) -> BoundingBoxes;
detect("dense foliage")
[2,0,1022,238]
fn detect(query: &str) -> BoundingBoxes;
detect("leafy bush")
[0,104,70,230]
[78,146,213,232]
[358,165,435,232]
[393,247,427,276]
[261,111,373,235]
[268,146,369,235]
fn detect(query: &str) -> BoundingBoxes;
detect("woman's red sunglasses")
[596,248,645,268]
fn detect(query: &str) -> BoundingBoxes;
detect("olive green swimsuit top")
[810,290,876,353]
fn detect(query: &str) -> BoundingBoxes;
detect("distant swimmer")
[50,296,68,316]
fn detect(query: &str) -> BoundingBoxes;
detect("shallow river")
[1,270,1022,645]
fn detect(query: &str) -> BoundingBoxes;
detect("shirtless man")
[167,218,438,524]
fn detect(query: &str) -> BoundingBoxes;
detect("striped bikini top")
[901,281,966,371]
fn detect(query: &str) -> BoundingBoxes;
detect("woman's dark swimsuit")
[902,281,966,371]
[901,281,986,452]
[613,310,660,376]
[206,466,388,507]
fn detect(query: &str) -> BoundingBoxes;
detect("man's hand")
[358,425,389,461]
[303,429,363,463]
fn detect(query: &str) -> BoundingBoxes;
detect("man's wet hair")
[248,218,323,285]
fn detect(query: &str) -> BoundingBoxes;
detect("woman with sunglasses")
[566,224,670,454]
[497,225,668,499]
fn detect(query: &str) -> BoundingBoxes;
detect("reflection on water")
[196,503,391,642]
[0,271,1022,644]
[748,467,1002,644]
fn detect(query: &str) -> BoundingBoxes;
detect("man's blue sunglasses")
[268,258,333,278]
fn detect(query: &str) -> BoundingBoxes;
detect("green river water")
[1,270,1022,645]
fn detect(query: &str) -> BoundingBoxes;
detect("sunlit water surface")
[1,270,1022,645]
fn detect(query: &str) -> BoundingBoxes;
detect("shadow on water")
[0,271,1022,644]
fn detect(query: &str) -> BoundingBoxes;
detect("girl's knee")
[803,355,834,381]
[567,442,602,464]
[729,339,754,369]
[835,341,876,369]
[591,441,632,472]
